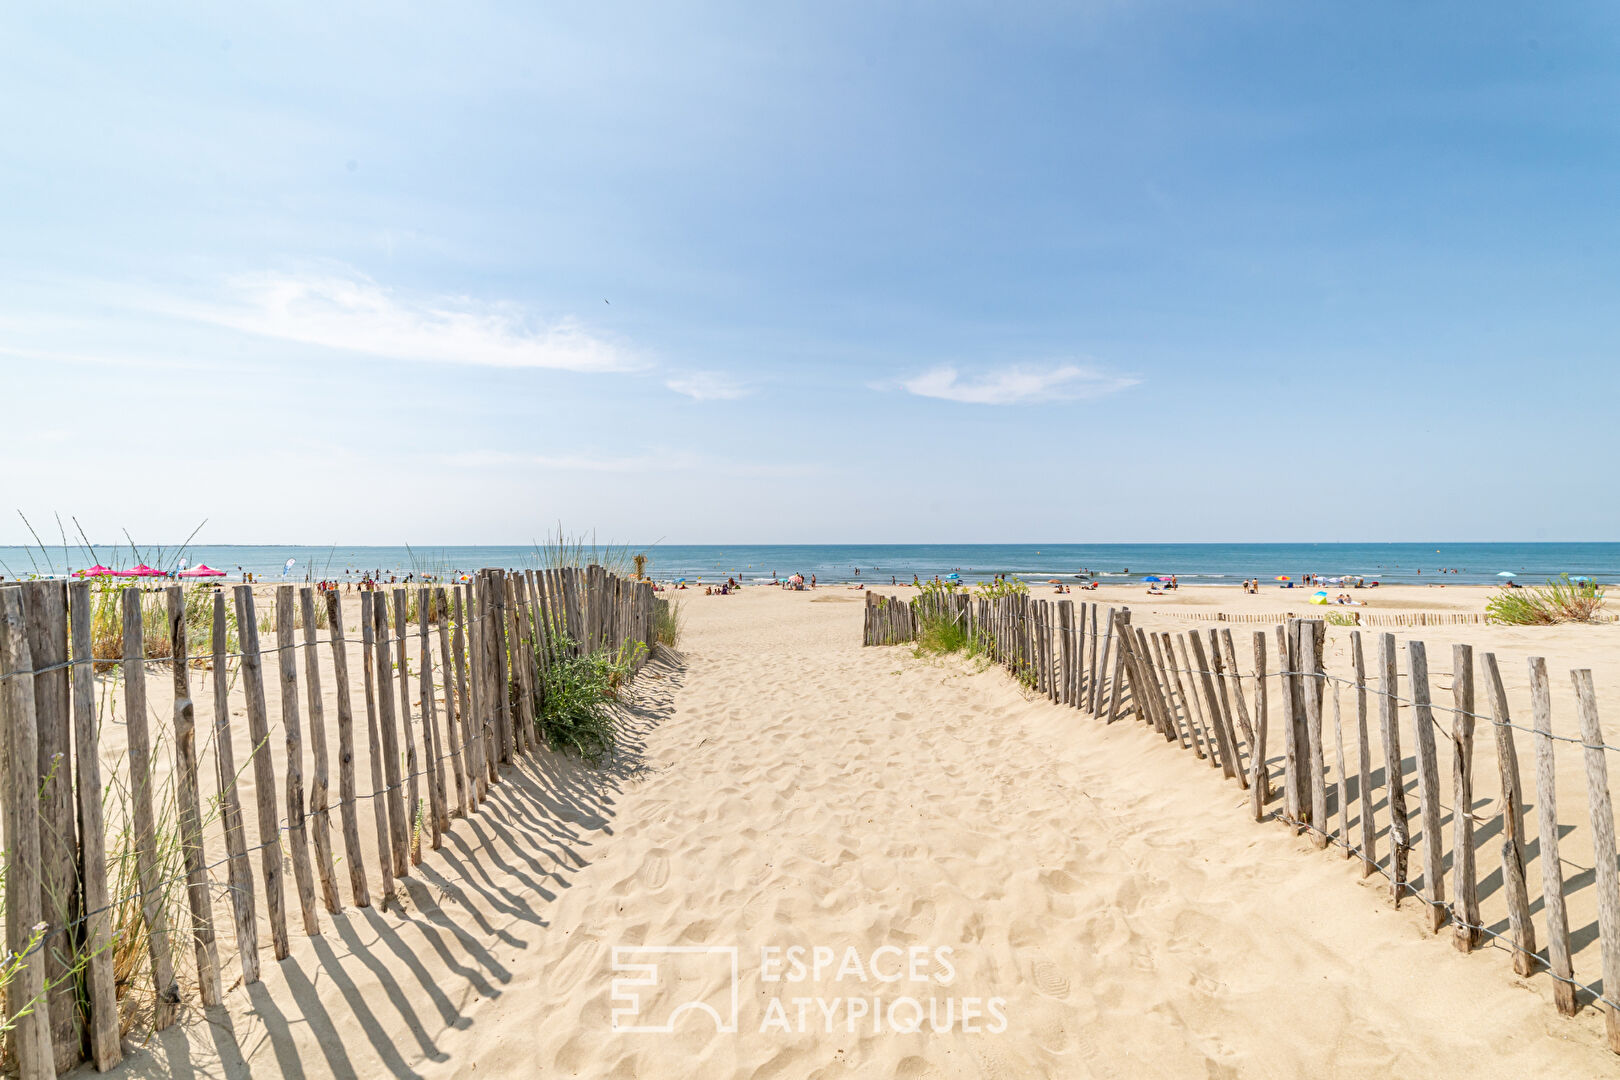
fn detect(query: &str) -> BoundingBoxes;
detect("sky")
[2,2,1617,545]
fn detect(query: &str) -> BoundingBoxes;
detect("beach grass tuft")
[1486,574,1606,625]
[528,634,640,765]
[652,598,683,649]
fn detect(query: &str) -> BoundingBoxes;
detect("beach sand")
[104,583,1620,1077]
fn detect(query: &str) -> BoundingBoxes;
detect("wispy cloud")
[155,270,643,373]
[443,449,817,478]
[899,363,1137,405]
[664,370,752,401]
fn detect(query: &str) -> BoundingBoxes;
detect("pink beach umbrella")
[114,564,163,578]
[74,564,114,578]
[178,564,225,578]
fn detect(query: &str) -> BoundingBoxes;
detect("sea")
[2,543,1617,587]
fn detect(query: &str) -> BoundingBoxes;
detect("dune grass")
[1486,574,1606,625]
[527,633,641,765]
[652,598,682,649]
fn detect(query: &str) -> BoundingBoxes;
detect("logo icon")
[610,946,740,1033]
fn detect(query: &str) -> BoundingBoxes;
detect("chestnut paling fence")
[865,588,1620,1054]
[0,566,661,1079]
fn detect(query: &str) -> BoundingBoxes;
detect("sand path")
[416,591,1612,1078]
[116,589,1616,1078]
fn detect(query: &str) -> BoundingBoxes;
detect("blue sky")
[2,3,1616,544]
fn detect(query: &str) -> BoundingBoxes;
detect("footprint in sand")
[639,850,670,890]
[1032,956,1070,999]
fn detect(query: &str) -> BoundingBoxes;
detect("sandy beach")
[87,580,1618,1079]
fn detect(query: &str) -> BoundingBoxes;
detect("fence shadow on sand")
[109,649,685,1080]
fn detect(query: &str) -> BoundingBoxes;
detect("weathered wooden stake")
[300,588,341,914]
[275,586,321,935]
[124,589,183,1017]
[324,589,369,907]
[166,586,223,1004]
[1529,657,1576,1014]
[0,586,60,1079]
[69,582,122,1067]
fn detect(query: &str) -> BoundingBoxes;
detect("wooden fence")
[865,588,1620,1053]
[0,566,660,1078]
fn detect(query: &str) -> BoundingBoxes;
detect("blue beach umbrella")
[945,572,961,580]
[1572,576,1593,583]
[1497,571,1515,578]
[1142,575,1162,582]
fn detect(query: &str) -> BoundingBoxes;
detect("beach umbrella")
[1572,576,1593,583]
[1047,578,1062,584]
[178,564,225,578]
[1497,571,1516,578]
[1274,576,1290,581]
[945,572,961,581]
[113,564,162,577]
[1142,575,1162,582]
[1310,590,1329,604]
[74,564,113,578]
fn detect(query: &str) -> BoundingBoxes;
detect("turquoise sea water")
[2,542,1617,587]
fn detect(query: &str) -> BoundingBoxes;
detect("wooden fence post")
[276,586,321,935]
[1379,633,1409,906]
[1572,669,1620,1052]
[69,582,121,1068]
[418,588,446,849]
[1406,640,1447,933]
[166,586,223,1005]
[1189,631,1240,782]
[373,592,410,877]
[1483,652,1535,976]
[123,588,183,1018]
[1451,644,1479,951]
[1352,632,1377,878]
[1248,631,1268,818]
[1529,657,1576,1014]
[358,590,395,897]
[0,585,59,1079]
[324,588,370,908]
[392,589,421,866]
[300,588,341,914]
[22,581,81,1071]
[212,591,260,982]
[1301,621,1328,845]
[435,587,470,817]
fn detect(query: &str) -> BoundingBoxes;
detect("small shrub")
[1324,610,1358,626]
[530,634,635,765]
[973,577,1028,600]
[1487,575,1606,625]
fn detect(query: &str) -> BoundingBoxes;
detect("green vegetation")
[528,633,643,765]
[652,597,683,648]
[973,577,1028,600]
[1486,575,1607,626]
[1324,610,1358,626]
[912,579,981,658]
[89,582,236,670]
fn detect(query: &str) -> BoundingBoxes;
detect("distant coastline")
[3,542,1615,587]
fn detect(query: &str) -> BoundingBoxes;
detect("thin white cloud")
[899,363,1137,405]
[664,370,751,401]
[154,270,643,373]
